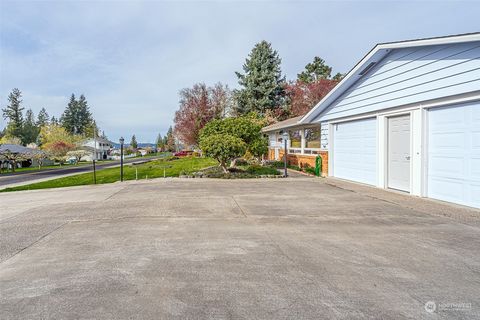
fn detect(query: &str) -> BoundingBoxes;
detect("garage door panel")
[473,132,480,150]
[471,184,480,208]
[428,102,480,208]
[428,177,464,203]
[429,132,464,150]
[429,156,465,178]
[472,157,480,179]
[333,118,377,186]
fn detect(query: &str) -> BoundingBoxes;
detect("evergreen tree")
[50,116,59,125]
[332,72,344,81]
[165,126,175,152]
[130,134,138,149]
[36,107,50,127]
[76,94,93,135]
[2,88,25,141]
[60,94,93,135]
[23,109,40,144]
[61,94,78,134]
[156,133,165,151]
[297,56,332,83]
[234,41,286,116]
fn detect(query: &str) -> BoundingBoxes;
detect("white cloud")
[1,0,479,141]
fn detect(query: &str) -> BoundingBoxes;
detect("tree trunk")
[230,157,240,168]
[220,161,229,173]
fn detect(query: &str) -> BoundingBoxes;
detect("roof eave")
[298,32,480,124]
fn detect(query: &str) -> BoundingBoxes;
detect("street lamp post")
[93,122,97,184]
[119,137,124,182]
[282,132,289,177]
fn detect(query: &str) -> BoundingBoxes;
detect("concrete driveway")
[0,178,479,319]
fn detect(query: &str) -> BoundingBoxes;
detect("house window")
[289,129,301,148]
[305,127,320,149]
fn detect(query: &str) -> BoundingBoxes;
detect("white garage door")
[428,102,480,208]
[333,118,377,185]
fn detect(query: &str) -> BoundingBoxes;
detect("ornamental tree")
[285,79,339,117]
[199,114,268,170]
[43,141,76,164]
[66,149,90,164]
[174,83,231,146]
[38,124,79,147]
[199,134,246,173]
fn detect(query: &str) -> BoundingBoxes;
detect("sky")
[1,1,479,143]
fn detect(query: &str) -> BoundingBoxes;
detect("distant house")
[264,33,480,209]
[81,137,113,161]
[0,144,51,169]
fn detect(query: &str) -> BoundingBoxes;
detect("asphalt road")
[0,157,162,187]
[1,178,479,319]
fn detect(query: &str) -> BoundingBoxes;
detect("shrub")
[288,165,301,171]
[267,160,285,169]
[246,165,280,175]
[234,159,249,166]
[199,115,268,161]
[199,134,246,173]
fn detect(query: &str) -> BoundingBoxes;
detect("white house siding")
[320,122,329,150]
[316,41,480,122]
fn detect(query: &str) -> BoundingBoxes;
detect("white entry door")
[428,102,480,208]
[333,118,377,185]
[388,115,411,192]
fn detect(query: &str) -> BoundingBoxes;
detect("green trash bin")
[315,155,322,177]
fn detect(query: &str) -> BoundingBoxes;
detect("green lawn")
[133,152,172,158]
[1,156,217,192]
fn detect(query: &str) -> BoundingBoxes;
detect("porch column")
[300,128,305,154]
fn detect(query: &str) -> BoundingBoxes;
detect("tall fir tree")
[234,41,286,116]
[23,109,40,145]
[165,126,175,152]
[60,94,94,135]
[36,107,50,127]
[50,116,59,125]
[156,133,164,151]
[297,56,332,83]
[76,94,93,135]
[130,134,138,149]
[2,88,25,142]
[61,94,78,134]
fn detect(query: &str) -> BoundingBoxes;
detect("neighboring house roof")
[0,144,44,155]
[299,32,480,124]
[262,116,304,132]
[82,137,113,145]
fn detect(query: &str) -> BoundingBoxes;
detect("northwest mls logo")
[425,301,437,313]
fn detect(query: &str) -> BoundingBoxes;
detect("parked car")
[173,150,193,157]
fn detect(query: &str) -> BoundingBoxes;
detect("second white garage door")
[333,118,377,185]
[428,102,480,208]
